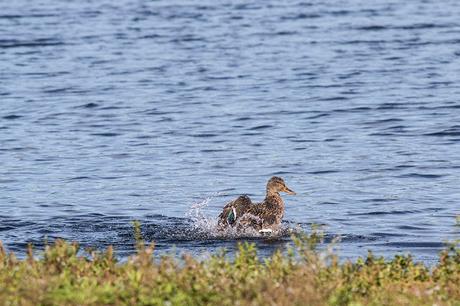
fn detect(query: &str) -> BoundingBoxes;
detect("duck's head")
[266,176,296,195]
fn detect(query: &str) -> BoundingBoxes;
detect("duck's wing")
[237,204,265,230]
[249,204,278,224]
[237,203,279,230]
[218,195,252,226]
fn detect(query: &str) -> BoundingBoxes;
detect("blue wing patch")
[227,207,237,225]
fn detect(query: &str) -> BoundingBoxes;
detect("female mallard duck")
[218,176,296,233]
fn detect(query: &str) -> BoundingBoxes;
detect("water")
[1,0,460,263]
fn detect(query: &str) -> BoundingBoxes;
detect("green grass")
[0,228,459,306]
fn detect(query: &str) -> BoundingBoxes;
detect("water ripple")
[0,0,459,262]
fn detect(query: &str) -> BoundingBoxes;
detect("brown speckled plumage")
[218,176,295,231]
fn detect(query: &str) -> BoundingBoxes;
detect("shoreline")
[1,230,458,305]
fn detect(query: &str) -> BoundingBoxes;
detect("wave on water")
[0,194,395,258]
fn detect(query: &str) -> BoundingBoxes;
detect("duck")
[218,176,296,233]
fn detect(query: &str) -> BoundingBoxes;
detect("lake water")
[1,0,459,263]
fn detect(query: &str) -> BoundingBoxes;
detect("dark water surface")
[1,0,460,263]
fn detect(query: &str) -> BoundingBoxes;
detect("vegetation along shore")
[0,225,459,306]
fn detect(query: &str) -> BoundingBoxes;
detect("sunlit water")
[1,0,460,263]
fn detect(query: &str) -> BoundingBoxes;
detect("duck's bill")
[283,186,296,195]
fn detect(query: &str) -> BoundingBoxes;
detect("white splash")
[185,195,293,239]
[186,195,220,236]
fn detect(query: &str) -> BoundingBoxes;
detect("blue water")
[1,0,459,263]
